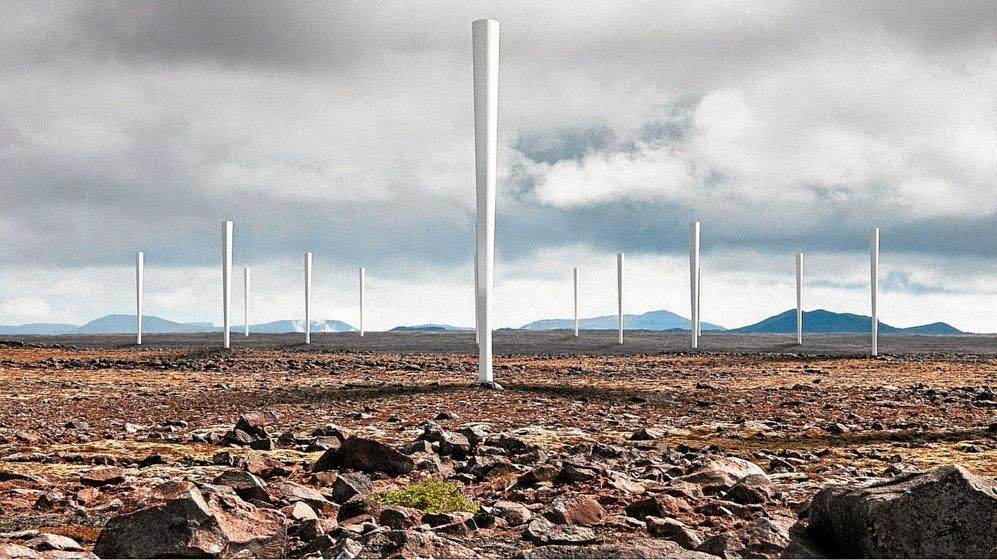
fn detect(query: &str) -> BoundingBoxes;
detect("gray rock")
[522,540,719,559]
[804,465,997,558]
[680,457,767,494]
[359,529,478,558]
[524,517,598,546]
[331,472,373,503]
[212,470,270,503]
[698,515,792,558]
[93,486,286,558]
[337,494,381,523]
[26,533,82,552]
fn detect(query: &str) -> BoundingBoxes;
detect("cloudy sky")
[1,1,995,332]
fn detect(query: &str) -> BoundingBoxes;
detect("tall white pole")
[359,267,365,337]
[136,252,143,345]
[474,250,479,345]
[223,221,233,349]
[473,19,499,385]
[244,267,250,337]
[697,266,702,336]
[573,267,579,337]
[304,252,312,345]
[617,252,624,344]
[870,228,879,357]
[690,221,700,349]
[796,253,803,344]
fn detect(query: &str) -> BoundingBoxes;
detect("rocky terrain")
[0,341,994,558]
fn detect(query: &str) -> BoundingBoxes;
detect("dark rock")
[630,427,665,440]
[249,438,275,451]
[138,454,165,469]
[212,470,270,503]
[33,491,64,511]
[234,412,275,439]
[314,436,415,475]
[331,471,373,503]
[64,420,89,431]
[224,428,255,446]
[379,506,420,530]
[312,424,352,442]
[419,427,471,459]
[493,500,533,525]
[645,516,702,550]
[0,470,48,484]
[559,463,597,483]
[80,466,126,487]
[337,494,381,523]
[804,465,997,558]
[359,529,478,558]
[518,464,560,486]
[826,423,849,434]
[433,516,478,537]
[497,434,535,455]
[458,424,490,447]
[93,486,286,558]
[625,494,693,520]
[422,511,473,527]
[726,474,778,504]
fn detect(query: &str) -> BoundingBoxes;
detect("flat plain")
[0,332,994,557]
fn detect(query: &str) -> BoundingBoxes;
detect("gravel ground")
[3,330,996,355]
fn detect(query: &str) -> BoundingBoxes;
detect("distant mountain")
[889,322,963,335]
[732,309,963,334]
[0,315,356,335]
[0,323,78,335]
[520,309,725,331]
[391,324,473,332]
[75,314,206,334]
[242,320,355,334]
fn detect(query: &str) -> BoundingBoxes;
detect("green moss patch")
[373,478,479,514]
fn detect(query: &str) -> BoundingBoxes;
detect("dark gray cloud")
[1,1,995,331]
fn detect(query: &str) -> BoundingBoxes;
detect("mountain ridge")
[520,309,725,331]
[732,309,963,334]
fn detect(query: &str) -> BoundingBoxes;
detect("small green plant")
[373,477,479,514]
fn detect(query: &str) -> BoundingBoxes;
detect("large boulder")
[804,465,997,558]
[313,436,415,475]
[93,485,286,558]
